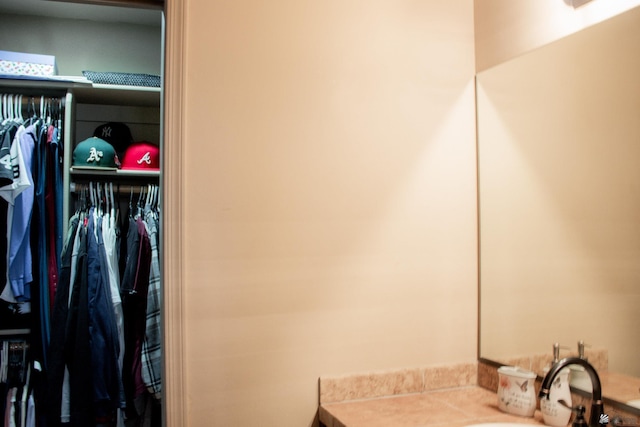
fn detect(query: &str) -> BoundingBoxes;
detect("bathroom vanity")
[318,361,640,427]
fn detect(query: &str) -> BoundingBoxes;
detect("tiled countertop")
[600,371,640,404]
[318,360,640,427]
[320,386,545,427]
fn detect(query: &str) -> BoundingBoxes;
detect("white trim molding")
[162,0,186,425]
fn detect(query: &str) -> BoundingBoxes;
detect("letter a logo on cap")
[137,152,152,165]
[87,147,104,163]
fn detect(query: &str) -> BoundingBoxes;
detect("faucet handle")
[553,342,571,363]
[578,340,592,359]
[571,404,588,427]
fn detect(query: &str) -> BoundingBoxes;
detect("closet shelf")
[0,77,160,107]
[0,329,31,336]
[71,84,161,107]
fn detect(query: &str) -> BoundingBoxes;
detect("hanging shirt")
[102,209,125,427]
[0,123,18,188]
[87,210,125,421]
[64,222,94,426]
[41,126,62,308]
[121,215,151,418]
[141,210,161,400]
[45,213,78,426]
[102,209,125,378]
[7,125,36,302]
[0,125,32,204]
[34,122,51,367]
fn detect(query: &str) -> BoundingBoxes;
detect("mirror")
[477,4,640,402]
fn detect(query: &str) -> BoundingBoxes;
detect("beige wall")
[179,0,476,425]
[0,14,162,76]
[474,0,640,71]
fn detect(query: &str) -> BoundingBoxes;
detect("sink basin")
[465,424,540,427]
[626,399,640,409]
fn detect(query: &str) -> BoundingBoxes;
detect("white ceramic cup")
[497,366,537,417]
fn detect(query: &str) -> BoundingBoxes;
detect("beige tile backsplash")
[319,362,478,404]
[492,347,608,379]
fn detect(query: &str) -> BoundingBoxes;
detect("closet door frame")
[163,0,187,425]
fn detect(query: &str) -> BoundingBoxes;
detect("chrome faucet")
[539,357,604,427]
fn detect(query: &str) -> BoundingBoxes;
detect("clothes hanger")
[10,94,20,124]
[14,95,21,123]
[129,186,134,217]
[137,185,145,217]
[97,182,103,217]
[39,95,45,122]
[81,184,88,213]
[2,94,12,125]
[1,94,7,124]
[89,182,95,208]
[26,96,37,126]
[1,94,13,126]
[56,98,63,135]
[12,94,20,123]
[115,184,121,226]
[104,181,110,216]
[109,182,115,218]
[74,184,81,213]
[152,184,159,212]
[145,183,153,211]
[148,185,155,212]
[45,97,52,126]
[18,95,24,123]
[5,95,13,123]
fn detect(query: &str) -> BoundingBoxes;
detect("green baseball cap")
[72,137,121,170]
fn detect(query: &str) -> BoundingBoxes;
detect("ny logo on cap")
[137,152,152,165]
[87,147,104,163]
[101,126,113,138]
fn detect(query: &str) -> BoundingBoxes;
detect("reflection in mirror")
[477,5,640,404]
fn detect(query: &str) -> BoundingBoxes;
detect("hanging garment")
[102,207,126,427]
[0,122,19,307]
[0,123,19,188]
[45,213,78,426]
[0,124,31,204]
[33,122,50,368]
[121,215,151,420]
[141,209,161,400]
[87,212,125,420]
[46,124,63,298]
[60,211,85,425]
[7,125,36,302]
[5,387,16,427]
[64,223,94,426]
[0,124,33,304]
[102,209,124,367]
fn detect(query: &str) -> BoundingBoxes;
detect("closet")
[0,1,164,426]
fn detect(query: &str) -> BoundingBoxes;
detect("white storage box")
[0,50,57,77]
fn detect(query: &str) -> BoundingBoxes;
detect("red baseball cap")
[121,141,160,170]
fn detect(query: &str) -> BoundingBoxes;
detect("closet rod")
[0,93,66,105]
[7,342,29,351]
[69,182,158,194]
[0,93,65,119]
